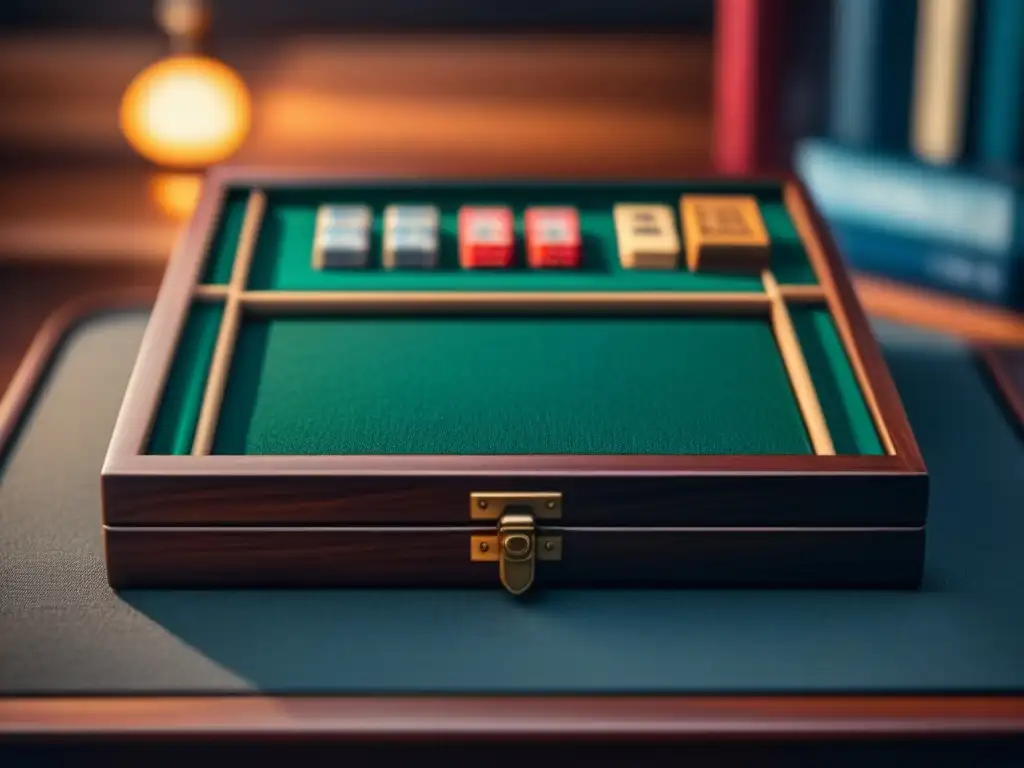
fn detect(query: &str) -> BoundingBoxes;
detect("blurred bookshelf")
[714,0,1024,327]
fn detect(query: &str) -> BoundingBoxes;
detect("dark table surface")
[1,308,1023,700]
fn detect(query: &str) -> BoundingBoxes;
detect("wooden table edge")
[1,285,1023,742]
[1,695,1022,740]
[854,275,1024,347]
[977,346,1024,432]
[0,286,158,461]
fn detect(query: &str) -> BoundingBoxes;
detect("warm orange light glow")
[120,55,251,168]
[149,172,203,220]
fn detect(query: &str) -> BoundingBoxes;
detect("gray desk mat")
[1,311,1022,695]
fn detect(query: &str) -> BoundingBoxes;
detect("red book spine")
[713,0,788,174]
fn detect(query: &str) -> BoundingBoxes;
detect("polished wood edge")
[1,695,1022,740]
[856,275,1024,347]
[104,453,915,475]
[783,183,894,457]
[978,347,1024,433]
[0,287,157,462]
[191,190,266,456]
[778,284,827,304]
[204,165,795,189]
[103,178,227,464]
[104,172,922,481]
[762,270,835,455]
[784,181,925,473]
[105,524,925,533]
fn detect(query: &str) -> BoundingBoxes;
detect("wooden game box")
[101,169,928,595]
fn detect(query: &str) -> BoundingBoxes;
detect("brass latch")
[470,492,562,595]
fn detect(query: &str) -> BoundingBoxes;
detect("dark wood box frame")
[4,199,1019,743]
[3,300,1013,752]
[100,167,928,588]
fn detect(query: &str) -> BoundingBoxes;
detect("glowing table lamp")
[120,0,251,169]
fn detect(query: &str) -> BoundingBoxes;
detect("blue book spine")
[830,0,918,151]
[975,0,1024,168]
[831,221,1024,308]
[795,137,1024,256]
[779,0,833,149]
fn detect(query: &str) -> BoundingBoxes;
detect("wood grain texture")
[103,467,927,527]
[779,284,827,304]
[191,191,265,455]
[239,290,772,314]
[1,695,1022,740]
[856,275,1024,346]
[102,176,230,463]
[979,346,1024,432]
[104,525,924,588]
[194,284,229,300]
[0,34,713,189]
[763,270,835,455]
[784,181,925,471]
[100,172,929,593]
[190,303,242,456]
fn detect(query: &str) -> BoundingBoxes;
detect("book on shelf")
[830,220,1024,309]
[712,0,789,173]
[776,0,833,168]
[829,0,918,153]
[972,0,1024,169]
[794,138,1023,256]
[795,137,1024,309]
[910,0,976,165]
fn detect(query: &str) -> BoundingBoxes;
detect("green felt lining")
[149,183,879,458]
[760,202,819,285]
[147,302,223,455]
[200,190,248,285]
[237,183,818,292]
[793,308,883,455]
[213,314,814,456]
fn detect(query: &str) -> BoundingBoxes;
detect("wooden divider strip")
[778,284,827,304]
[191,190,266,456]
[763,271,835,456]
[784,186,896,455]
[237,290,773,315]
[194,284,230,300]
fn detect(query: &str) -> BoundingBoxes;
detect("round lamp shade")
[120,54,251,168]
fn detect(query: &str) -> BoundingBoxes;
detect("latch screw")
[546,500,556,509]
[479,541,489,552]
[478,500,489,509]
[544,540,554,551]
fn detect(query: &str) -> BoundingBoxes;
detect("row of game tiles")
[311,195,771,274]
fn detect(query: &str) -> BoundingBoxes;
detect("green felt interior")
[240,182,819,292]
[760,202,819,285]
[793,309,884,455]
[200,189,248,285]
[149,182,878,457]
[147,302,223,455]
[213,314,814,456]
